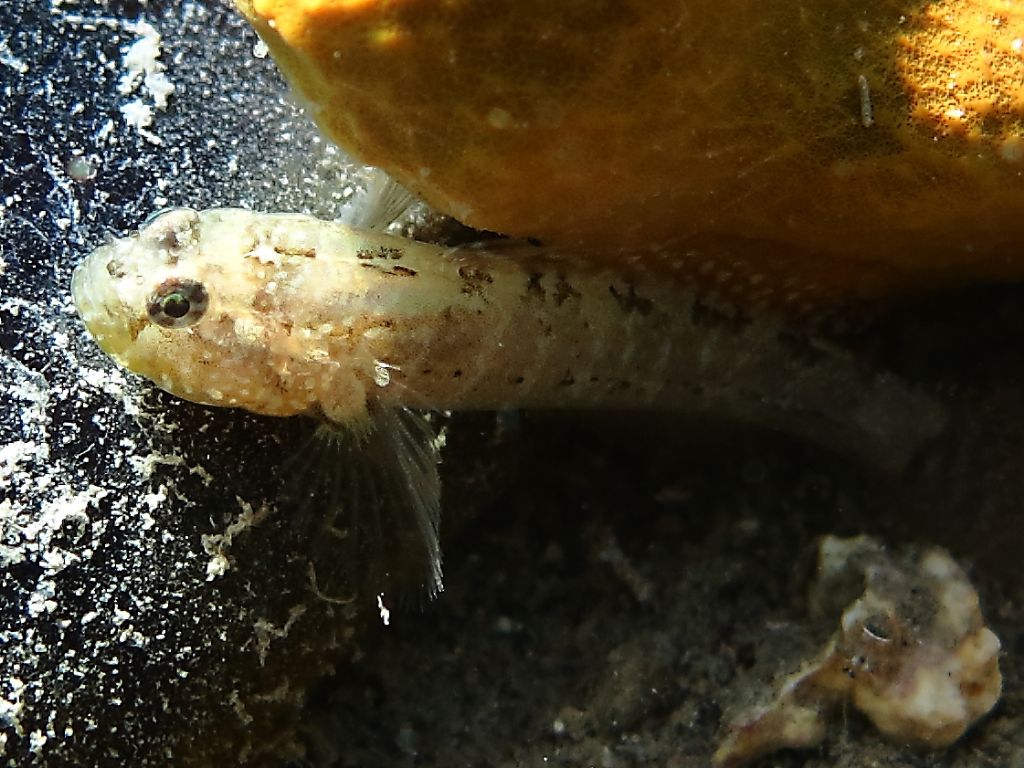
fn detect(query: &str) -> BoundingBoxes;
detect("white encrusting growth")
[201,497,272,580]
[116,20,175,142]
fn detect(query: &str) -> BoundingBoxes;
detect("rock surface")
[2,2,1023,768]
[714,535,1002,767]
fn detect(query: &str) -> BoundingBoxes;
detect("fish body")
[72,204,947,594]
[72,207,943,465]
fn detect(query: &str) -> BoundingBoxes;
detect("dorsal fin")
[340,169,417,232]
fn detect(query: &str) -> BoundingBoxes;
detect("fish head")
[72,207,334,417]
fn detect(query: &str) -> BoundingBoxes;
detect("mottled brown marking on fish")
[458,265,493,297]
[525,272,545,301]
[608,283,653,316]
[359,263,417,278]
[105,258,127,279]
[553,274,580,306]
[274,244,317,258]
[691,297,752,333]
[356,245,404,260]
[126,314,145,342]
[252,289,275,313]
[153,228,186,257]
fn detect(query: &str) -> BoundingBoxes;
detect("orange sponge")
[237,0,1024,309]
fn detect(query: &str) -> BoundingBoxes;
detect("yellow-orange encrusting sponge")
[236,0,1024,310]
[899,0,1024,154]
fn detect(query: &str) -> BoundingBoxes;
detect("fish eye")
[147,278,209,329]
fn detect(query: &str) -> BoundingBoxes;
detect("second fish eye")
[147,278,209,329]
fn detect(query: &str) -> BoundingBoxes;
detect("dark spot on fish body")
[126,315,146,342]
[525,272,546,301]
[608,283,653,316]
[252,289,275,313]
[452,369,463,378]
[691,297,752,333]
[458,265,494,297]
[356,245,404,260]
[359,263,417,278]
[558,370,575,387]
[105,258,126,279]
[458,265,493,283]
[274,244,317,258]
[553,274,581,306]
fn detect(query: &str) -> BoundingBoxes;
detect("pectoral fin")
[285,406,445,603]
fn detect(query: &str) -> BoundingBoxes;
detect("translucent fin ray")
[340,169,416,231]
[283,407,445,603]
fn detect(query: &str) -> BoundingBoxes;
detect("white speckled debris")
[714,534,1002,767]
